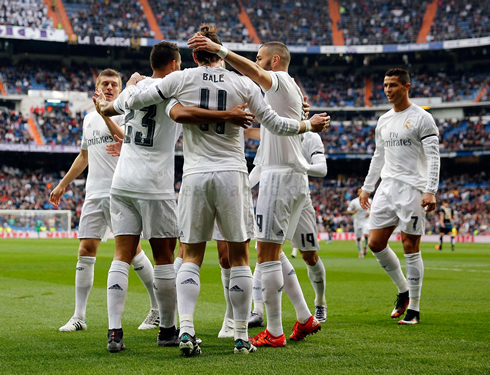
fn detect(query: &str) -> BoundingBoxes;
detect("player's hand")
[49,185,65,207]
[309,113,330,132]
[94,88,109,115]
[187,34,221,54]
[106,134,123,157]
[127,72,145,86]
[302,95,310,120]
[225,103,254,128]
[359,190,371,209]
[421,192,436,213]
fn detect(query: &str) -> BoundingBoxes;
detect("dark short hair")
[261,42,291,66]
[194,24,222,64]
[150,41,180,70]
[385,68,410,85]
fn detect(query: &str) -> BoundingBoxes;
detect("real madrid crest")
[404,121,411,130]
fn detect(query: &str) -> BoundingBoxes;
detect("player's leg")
[438,232,443,250]
[215,239,234,338]
[291,247,298,258]
[60,198,106,332]
[363,223,369,255]
[300,250,327,322]
[176,173,214,356]
[132,242,160,330]
[215,171,256,353]
[59,238,99,332]
[451,229,455,251]
[249,258,265,327]
[174,240,184,273]
[368,181,409,318]
[398,232,423,325]
[107,234,139,352]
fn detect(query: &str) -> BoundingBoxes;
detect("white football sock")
[132,250,158,310]
[356,239,362,254]
[252,262,264,316]
[260,261,283,337]
[153,264,177,328]
[107,260,130,329]
[405,252,424,312]
[174,256,183,275]
[221,266,233,320]
[373,246,409,293]
[74,256,96,320]
[307,258,327,307]
[176,262,201,337]
[229,266,253,340]
[280,252,311,324]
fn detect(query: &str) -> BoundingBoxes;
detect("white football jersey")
[110,78,180,200]
[124,66,301,177]
[257,71,310,172]
[301,132,325,165]
[363,104,439,193]
[81,111,123,200]
[347,197,371,224]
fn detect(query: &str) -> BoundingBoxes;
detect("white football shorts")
[179,171,255,244]
[369,179,425,236]
[255,167,310,245]
[354,221,370,238]
[110,194,178,240]
[290,199,320,251]
[78,198,111,241]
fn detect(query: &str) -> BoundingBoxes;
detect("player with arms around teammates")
[126,25,328,355]
[188,34,329,347]
[50,69,159,333]
[346,187,371,258]
[96,41,254,353]
[359,68,440,325]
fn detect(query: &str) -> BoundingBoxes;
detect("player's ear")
[192,52,199,64]
[171,60,176,71]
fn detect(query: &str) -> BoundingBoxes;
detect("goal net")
[0,210,73,239]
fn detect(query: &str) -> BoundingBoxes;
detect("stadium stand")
[64,0,153,38]
[338,0,423,45]
[0,0,54,29]
[0,110,33,144]
[32,108,84,146]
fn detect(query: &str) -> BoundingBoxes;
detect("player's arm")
[49,150,88,207]
[169,102,253,128]
[345,202,358,215]
[306,135,327,177]
[360,126,384,209]
[125,73,178,110]
[420,117,440,212]
[439,212,445,227]
[187,34,273,91]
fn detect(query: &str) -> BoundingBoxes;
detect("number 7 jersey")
[111,77,182,200]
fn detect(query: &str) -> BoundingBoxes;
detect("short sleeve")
[265,71,278,93]
[164,98,180,118]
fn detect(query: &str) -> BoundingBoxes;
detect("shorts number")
[301,233,315,248]
[256,214,263,233]
[124,105,156,147]
[411,216,418,231]
[199,88,227,133]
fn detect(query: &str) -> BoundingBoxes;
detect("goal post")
[0,210,73,239]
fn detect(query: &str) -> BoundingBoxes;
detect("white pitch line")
[425,267,490,273]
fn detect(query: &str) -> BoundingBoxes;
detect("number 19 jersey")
[111,78,181,200]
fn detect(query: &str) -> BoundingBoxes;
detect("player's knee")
[300,251,318,266]
[368,238,385,253]
[78,243,97,257]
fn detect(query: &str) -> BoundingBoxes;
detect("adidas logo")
[179,231,184,237]
[76,267,84,271]
[108,284,123,291]
[278,285,284,292]
[134,266,144,271]
[230,285,244,292]
[276,230,284,236]
[181,278,198,285]
[313,280,323,284]
[288,269,296,276]
[153,283,158,290]
[261,287,265,292]
[253,287,261,290]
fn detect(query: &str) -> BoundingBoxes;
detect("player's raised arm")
[125,72,180,110]
[188,34,273,91]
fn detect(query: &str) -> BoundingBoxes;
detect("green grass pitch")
[1,239,489,374]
